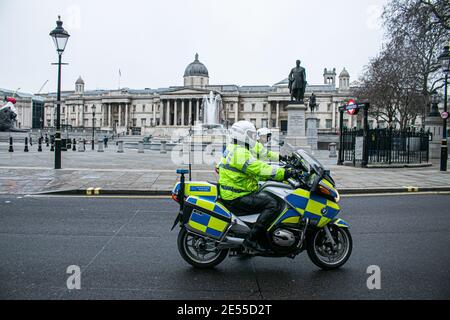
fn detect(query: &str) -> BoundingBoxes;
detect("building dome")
[75,76,85,85]
[339,68,350,78]
[184,54,209,77]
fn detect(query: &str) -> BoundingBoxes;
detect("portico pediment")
[164,88,210,96]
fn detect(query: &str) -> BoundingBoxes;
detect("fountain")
[191,91,228,143]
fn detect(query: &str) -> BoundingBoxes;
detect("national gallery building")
[41,54,361,136]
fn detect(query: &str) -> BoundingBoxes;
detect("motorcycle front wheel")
[177,227,228,269]
[306,225,352,270]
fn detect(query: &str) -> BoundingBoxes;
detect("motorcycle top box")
[183,196,232,240]
[172,181,218,202]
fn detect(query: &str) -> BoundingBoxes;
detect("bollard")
[66,138,71,150]
[117,140,124,153]
[50,137,55,152]
[24,137,29,152]
[29,137,32,146]
[97,140,104,152]
[329,142,337,158]
[45,136,49,147]
[160,140,167,154]
[78,139,85,152]
[8,137,13,152]
[138,141,144,153]
[72,139,77,151]
[38,137,43,152]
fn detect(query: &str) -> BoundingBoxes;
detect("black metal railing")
[341,127,430,165]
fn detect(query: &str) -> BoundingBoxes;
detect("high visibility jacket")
[251,141,279,162]
[218,143,285,201]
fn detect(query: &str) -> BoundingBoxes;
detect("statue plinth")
[306,116,318,150]
[284,103,310,152]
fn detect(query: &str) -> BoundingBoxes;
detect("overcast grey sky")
[0,0,389,94]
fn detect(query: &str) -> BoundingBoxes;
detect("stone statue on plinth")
[288,60,307,104]
[309,92,317,113]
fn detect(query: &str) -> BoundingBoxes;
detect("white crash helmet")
[229,120,257,147]
[257,127,272,140]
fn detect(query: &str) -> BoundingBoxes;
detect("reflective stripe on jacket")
[218,143,285,201]
[251,141,279,162]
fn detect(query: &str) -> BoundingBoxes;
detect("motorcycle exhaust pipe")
[217,236,245,249]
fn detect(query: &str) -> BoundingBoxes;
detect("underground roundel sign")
[345,99,359,115]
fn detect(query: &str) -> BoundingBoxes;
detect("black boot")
[243,224,265,252]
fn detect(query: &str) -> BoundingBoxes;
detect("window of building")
[240,104,244,111]
[251,104,255,112]
[327,103,332,112]
[133,105,136,112]
[263,104,267,112]
[62,107,65,113]
[84,105,88,112]
[250,118,256,126]
[261,118,268,128]
[142,105,146,112]
[132,118,137,127]
[141,118,146,126]
[326,119,332,129]
[72,106,75,113]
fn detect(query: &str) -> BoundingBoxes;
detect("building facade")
[41,54,360,135]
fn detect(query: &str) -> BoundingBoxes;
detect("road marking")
[23,191,450,200]
[403,186,419,192]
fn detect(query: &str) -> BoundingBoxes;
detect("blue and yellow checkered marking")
[188,209,229,238]
[186,196,231,219]
[172,182,218,201]
[284,188,340,228]
[332,218,349,228]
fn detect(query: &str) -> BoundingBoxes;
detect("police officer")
[218,121,296,251]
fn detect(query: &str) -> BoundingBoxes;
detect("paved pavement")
[0,193,449,299]
[1,142,449,195]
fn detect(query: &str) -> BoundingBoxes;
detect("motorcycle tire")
[306,226,352,270]
[177,227,228,269]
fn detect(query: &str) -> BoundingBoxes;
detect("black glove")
[284,168,299,180]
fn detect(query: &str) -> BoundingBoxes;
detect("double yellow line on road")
[86,187,102,195]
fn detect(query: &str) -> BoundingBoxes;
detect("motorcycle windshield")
[285,145,325,176]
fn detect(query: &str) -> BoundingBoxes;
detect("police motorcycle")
[171,145,352,269]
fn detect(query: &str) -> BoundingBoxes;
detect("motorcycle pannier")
[183,196,232,240]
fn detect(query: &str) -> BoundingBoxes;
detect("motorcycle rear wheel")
[177,227,228,269]
[307,226,352,270]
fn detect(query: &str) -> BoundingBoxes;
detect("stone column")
[108,103,112,128]
[196,98,200,123]
[181,99,185,126]
[160,100,164,126]
[153,103,156,127]
[332,102,337,129]
[166,100,171,126]
[118,104,122,127]
[188,99,192,126]
[276,102,280,128]
[174,100,178,126]
[267,102,271,128]
[125,104,129,130]
[235,102,238,123]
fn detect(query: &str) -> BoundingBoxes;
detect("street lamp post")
[50,16,70,169]
[437,45,449,171]
[91,105,96,150]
